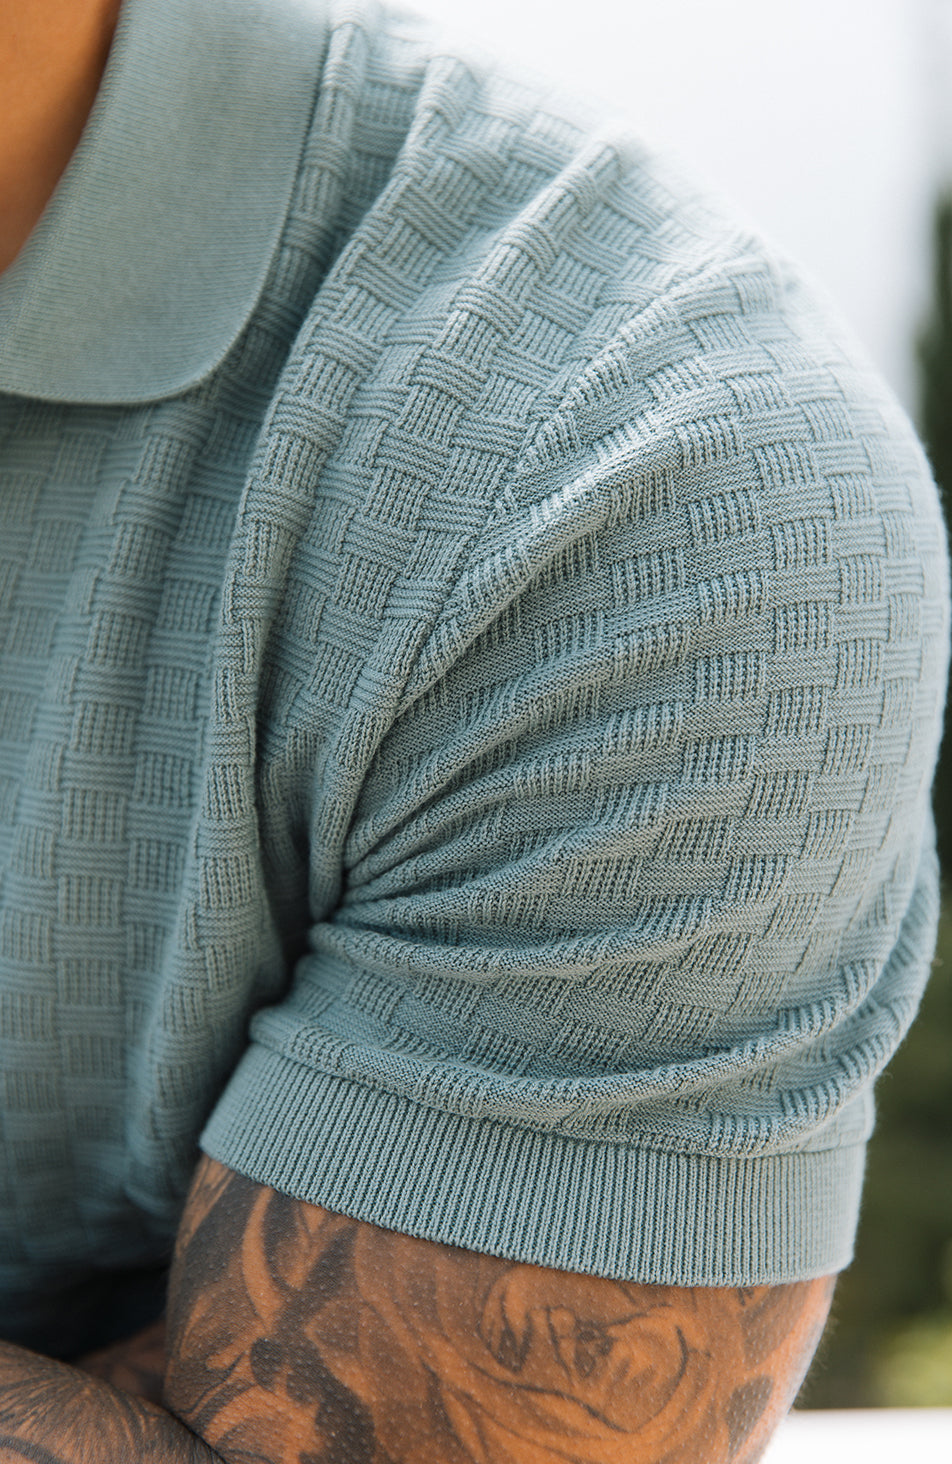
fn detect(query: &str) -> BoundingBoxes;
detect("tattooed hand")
[163,1156,835,1464]
[0,1336,219,1464]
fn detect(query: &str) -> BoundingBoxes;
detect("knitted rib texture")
[0,0,947,1350]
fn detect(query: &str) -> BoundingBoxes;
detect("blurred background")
[413,0,952,1409]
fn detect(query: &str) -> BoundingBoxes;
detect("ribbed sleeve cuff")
[201,1043,865,1285]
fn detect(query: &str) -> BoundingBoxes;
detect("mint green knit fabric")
[0,0,948,1353]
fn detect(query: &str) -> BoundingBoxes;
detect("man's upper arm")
[163,1155,833,1464]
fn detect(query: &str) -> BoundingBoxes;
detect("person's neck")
[0,0,123,275]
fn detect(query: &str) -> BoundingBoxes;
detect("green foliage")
[872,1312,952,1406]
[919,190,952,870]
[799,190,952,1408]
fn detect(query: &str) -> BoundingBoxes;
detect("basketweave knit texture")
[0,0,948,1349]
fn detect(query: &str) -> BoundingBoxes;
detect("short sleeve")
[203,274,948,1285]
[201,168,949,1290]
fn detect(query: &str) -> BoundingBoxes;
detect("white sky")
[414,0,949,414]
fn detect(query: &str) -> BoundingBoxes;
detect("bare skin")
[77,1318,168,1407]
[0,0,123,272]
[0,1156,835,1464]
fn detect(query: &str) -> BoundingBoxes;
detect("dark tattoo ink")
[159,1156,835,1464]
[0,1338,220,1464]
[0,1436,69,1464]
[76,1316,168,1405]
[0,1156,835,1464]
[725,1377,774,1454]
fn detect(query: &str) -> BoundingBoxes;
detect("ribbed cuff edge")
[201,1042,864,1285]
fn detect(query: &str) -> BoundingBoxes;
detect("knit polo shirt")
[0,0,948,1355]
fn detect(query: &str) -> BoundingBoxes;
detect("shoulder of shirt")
[282,2,943,710]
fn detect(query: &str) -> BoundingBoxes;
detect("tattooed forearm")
[163,1156,835,1464]
[0,1338,219,1464]
[77,1316,168,1403]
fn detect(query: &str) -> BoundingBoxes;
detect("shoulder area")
[349,4,857,359]
[307,2,924,497]
[306,4,835,329]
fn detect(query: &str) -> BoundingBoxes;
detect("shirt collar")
[0,0,329,405]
